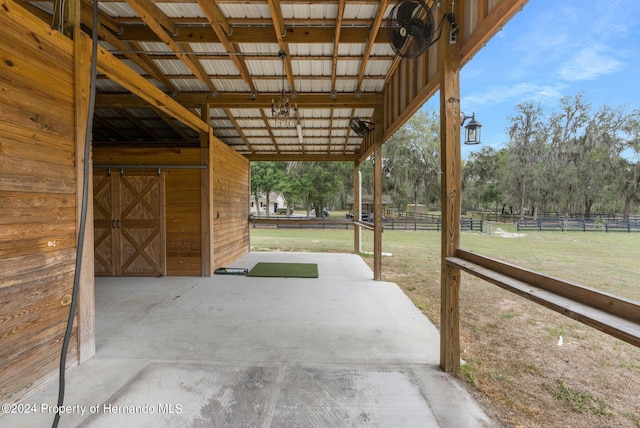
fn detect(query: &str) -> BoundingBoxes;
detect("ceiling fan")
[350,118,375,138]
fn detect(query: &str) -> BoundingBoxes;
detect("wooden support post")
[353,161,361,254]
[74,17,95,363]
[201,128,215,276]
[373,142,383,281]
[439,0,462,373]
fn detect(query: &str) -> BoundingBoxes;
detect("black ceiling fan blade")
[397,1,418,27]
[408,24,427,47]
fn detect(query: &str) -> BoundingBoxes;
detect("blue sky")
[423,0,640,158]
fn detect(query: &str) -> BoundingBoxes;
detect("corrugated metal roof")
[218,3,271,19]
[156,3,205,19]
[78,0,409,157]
[154,59,192,75]
[171,79,210,92]
[98,2,137,18]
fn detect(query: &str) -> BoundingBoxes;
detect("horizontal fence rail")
[250,215,483,232]
[516,217,640,232]
[446,249,640,348]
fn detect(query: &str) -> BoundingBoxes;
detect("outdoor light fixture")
[460,112,482,145]
[271,51,297,126]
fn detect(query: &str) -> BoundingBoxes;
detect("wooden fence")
[516,217,640,232]
[250,216,483,232]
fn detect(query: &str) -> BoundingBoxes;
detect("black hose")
[52,0,99,426]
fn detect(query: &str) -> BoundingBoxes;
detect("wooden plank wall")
[93,148,203,276]
[0,1,79,402]
[210,137,250,268]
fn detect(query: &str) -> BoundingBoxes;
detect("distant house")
[250,192,287,215]
[346,194,393,215]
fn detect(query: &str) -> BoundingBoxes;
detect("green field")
[251,226,640,427]
[251,227,640,302]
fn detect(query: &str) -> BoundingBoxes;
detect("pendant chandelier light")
[271,50,298,126]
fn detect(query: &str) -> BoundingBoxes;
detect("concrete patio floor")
[2,252,494,427]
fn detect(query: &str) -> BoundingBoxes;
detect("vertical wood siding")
[211,137,250,268]
[0,2,78,402]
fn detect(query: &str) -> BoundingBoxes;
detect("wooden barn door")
[94,175,115,275]
[94,172,166,277]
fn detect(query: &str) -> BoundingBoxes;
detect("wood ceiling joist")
[116,26,389,45]
[267,0,295,94]
[147,74,386,81]
[96,92,384,109]
[246,153,360,162]
[223,108,255,154]
[109,17,378,28]
[124,0,217,93]
[260,109,281,154]
[330,0,346,95]
[356,0,388,92]
[343,108,356,153]
[96,45,209,133]
[97,25,178,93]
[197,0,256,93]
[80,0,120,33]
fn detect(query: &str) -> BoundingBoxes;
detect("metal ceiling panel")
[343,4,378,20]
[156,3,205,19]
[218,3,271,19]
[200,59,240,75]
[97,2,137,18]
[229,108,260,118]
[170,79,210,92]
[95,79,126,92]
[154,59,192,75]
[283,3,337,19]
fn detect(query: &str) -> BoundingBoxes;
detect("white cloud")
[463,82,565,108]
[557,44,623,81]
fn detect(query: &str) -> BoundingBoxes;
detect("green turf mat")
[247,262,318,278]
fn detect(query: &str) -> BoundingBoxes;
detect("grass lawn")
[250,226,640,428]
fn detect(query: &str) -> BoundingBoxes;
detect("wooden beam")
[373,140,383,280]
[116,23,389,45]
[96,46,209,133]
[245,153,359,162]
[448,249,640,348]
[353,161,361,254]
[259,109,281,154]
[125,0,176,36]
[197,0,256,92]
[439,0,462,374]
[124,0,217,93]
[224,108,255,154]
[96,92,384,109]
[199,103,211,148]
[74,10,95,366]
[461,0,527,61]
[331,0,346,94]
[201,139,214,276]
[357,0,388,92]
[267,0,295,93]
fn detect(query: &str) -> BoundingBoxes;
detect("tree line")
[251,94,640,219]
[465,94,640,219]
